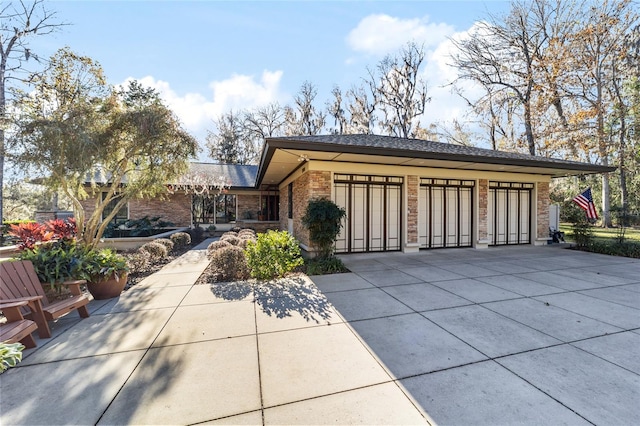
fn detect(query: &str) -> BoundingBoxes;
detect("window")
[261,194,279,221]
[102,193,128,224]
[288,183,293,219]
[192,194,236,224]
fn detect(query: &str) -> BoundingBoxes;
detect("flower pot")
[87,272,128,300]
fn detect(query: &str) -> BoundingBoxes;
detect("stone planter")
[86,272,128,300]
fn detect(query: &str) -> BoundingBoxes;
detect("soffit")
[258,148,603,187]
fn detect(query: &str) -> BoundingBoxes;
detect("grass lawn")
[559,223,640,243]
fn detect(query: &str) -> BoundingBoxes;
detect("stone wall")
[536,181,550,239]
[406,176,418,244]
[477,179,489,242]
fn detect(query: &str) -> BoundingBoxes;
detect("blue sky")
[34,0,510,147]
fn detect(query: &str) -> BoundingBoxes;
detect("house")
[86,134,615,254]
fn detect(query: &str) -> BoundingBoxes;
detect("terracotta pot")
[87,272,128,300]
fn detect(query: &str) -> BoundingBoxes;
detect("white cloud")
[347,14,455,56]
[124,70,286,139]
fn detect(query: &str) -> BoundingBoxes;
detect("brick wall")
[478,179,488,241]
[237,194,260,220]
[406,175,418,244]
[288,170,332,249]
[79,193,192,227]
[537,182,550,239]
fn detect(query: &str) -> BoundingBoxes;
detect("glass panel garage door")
[418,179,474,249]
[488,182,533,245]
[334,174,402,253]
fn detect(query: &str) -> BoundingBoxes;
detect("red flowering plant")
[46,218,77,241]
[8,222,54,250]
[9,219,77,250]
[11,219,86,287]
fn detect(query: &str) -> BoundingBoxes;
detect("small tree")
[12,49,199,248]
[302,198,346,259]
[565,202,593,249]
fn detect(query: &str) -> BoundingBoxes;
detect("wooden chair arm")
[0,295,44,304]
[0,302,28,322]
[0,300,29,310]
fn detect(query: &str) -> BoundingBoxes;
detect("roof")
[256,134,615,186]
[188,163,258,188]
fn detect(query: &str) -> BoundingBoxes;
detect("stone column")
[404,175,420,253]
[535,181,550,245]
[476,179,489,249]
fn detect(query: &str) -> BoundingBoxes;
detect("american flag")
[572,188,598,219]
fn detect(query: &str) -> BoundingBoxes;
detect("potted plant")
[19,239,88,299]
[83,248,130,300]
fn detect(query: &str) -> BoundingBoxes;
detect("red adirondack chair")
[0,300,38,348]
[0,260,90,338]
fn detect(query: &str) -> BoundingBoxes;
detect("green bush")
[302,198,346,259]
[565,203,593,248]
[154,238,175,253]
[305,256,349,275]
[208,245,250,281]
[170,232,191,249]
[585,240,640,258]
[245,230,303,280]
[139,241,168,262]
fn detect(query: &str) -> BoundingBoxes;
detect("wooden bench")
[0,260,90,339]
[0,300,38,348]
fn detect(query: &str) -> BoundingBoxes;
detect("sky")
[31,0,512,155]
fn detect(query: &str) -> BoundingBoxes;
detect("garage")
[488,181,533,245]
[418,178,474,249]
[334,174,403,253]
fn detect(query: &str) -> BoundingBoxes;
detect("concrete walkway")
[1,242,639,425]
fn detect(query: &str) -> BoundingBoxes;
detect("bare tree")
[244,102,285,139]
[206,110,258,165]
[243,102,284,158]
[1,0,65,224]
[326,85,347,134]
[284,81,325,136]
[451,2,545,155]
[563,0,638,226]
[345,83,377,134]
[369,42,430,138]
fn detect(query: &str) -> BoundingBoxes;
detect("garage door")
[418,178,474,249]
[334,174,402,253]
[488,182,533,245]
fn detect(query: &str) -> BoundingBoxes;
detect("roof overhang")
[256,138,616,188]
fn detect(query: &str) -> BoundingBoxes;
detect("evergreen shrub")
[244,230,303,280]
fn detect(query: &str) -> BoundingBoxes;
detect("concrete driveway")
[318,245,640,425]
[1,243,639,425]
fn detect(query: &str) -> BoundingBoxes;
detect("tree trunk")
[523,101,535,156]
